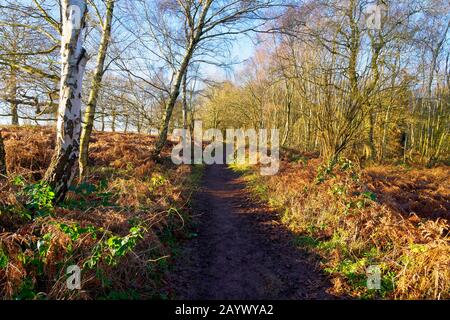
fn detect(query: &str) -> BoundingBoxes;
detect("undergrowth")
[0,127,202,299]
[238,156,449,299]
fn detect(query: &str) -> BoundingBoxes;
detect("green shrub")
[22,181,55,217]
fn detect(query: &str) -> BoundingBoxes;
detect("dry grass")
[0,126,198,299]
[364,166,449,221]
[243,156,449,299]
[1,126,54,180]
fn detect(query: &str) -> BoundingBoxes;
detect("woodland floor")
[167,163,334,299]
[1,127,447,299]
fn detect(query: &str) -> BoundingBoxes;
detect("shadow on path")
[168,163,334,299]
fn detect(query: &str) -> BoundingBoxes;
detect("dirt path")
[167,163,333,299]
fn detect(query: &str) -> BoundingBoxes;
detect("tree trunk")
[111,106,116,132]
[321,134,345,164]
[43,0,88,203]
[124,113,129,133]
[136,112,142,134]
[11,103,19,125]
[367,110,377,161]
[380,104,390,162]
[79,0,114,178]
[182,71,188,130]
[9,67,19,125]
[0,130,7,177]
[101,105,105,132]
[281,81,292,147]
[153,50,194,158]
[152,1,212,159]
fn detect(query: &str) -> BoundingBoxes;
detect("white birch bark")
[44,0,88,202]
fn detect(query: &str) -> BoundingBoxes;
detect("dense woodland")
[0,0,448,300]
[1,1,448,172]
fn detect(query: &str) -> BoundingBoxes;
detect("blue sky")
[201,34,257,82]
